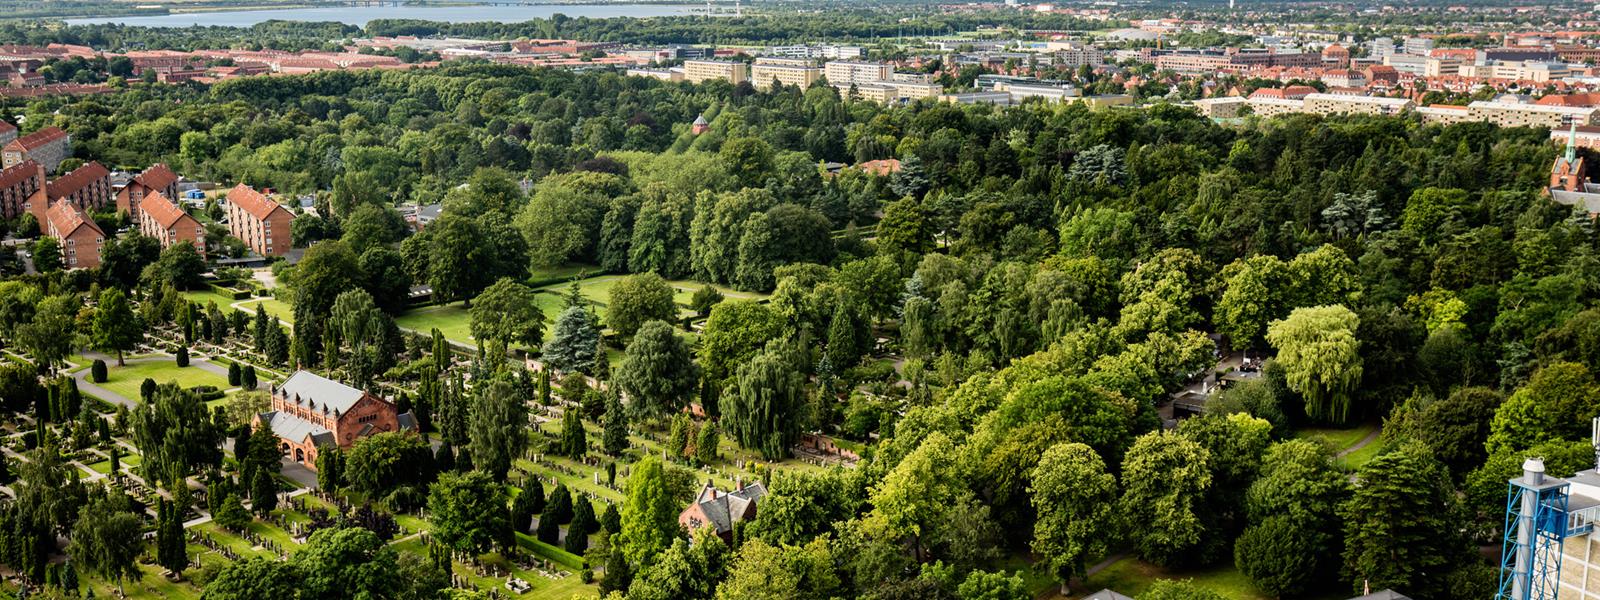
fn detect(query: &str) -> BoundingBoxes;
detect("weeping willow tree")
[724,345,807,459]
[1266,305,1364,424]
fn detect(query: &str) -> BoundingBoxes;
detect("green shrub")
[175,346,189,367]
[90,359,107,383]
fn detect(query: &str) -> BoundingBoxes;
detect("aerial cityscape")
[2,0,1600,599]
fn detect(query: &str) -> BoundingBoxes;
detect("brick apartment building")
[44,201,104,269]
[116,163,179,224]
[0,120,15,146]
[1,126,70,172]
[255,370,415,469]
[0,159,44,220]
[222,184,293,256]
[34,160,111,223]
[136,192,204,251]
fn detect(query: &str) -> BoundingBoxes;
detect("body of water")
[66,4,700,27]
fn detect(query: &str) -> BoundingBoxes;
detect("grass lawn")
[244,518,301,554]
[1294,421,1379,452]
[533,290,569,322]
[529,263,601,284]
[665,279,769,303]
[193,521,271,559]
[182,288,294,325]
[93,359,231,403]
[82,561,203,600]
[1078,557,1268,600]
[395,301,476,346]
[396,513,432,535]
[461,546,596,598]
[1339,439,1388,469]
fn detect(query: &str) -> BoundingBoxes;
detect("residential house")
[678,481,767,541]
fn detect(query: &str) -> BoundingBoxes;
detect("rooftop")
[45,161,108,200]
[138,192,194,228]
[0,159,41,190]
[45,200,101,239]
[277,370,367,414]
[225,183,288,221]
[134,163,178,191]
[687,482,767,533]
[4,126,66,151]
[257,410,332,446]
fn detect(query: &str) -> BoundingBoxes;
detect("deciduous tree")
[427,470,510,552]
[1266,305,1363,424]
[1029,442,1117,591]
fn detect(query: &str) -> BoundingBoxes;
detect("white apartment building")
[1403,36,1434,56]
[752,58,821,90]
[1460,101,1598,128]
[626,68,683,82]
[824,61,892,86]
[1460,61,1571,82]
[682,60,749,85]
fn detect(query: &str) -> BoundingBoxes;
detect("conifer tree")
[603,389,629,456]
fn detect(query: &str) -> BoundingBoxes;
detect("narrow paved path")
[1337,427,1382,458]
[1084,552,1126,577]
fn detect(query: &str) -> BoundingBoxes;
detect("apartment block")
[1304,93,1413,116]
[1416,104,1472,125]
[1460,101,1598,128]
[844,81,942,103]
[625,68,683,83]
[0,159,44,220]
[1460,60,1571,82]
[137,191,204,252]
[682,60,749,85]
[36,160,111,224]
[223,183,294,256]
[0,121,14,147]
[1,126,69,172]
[45,201,103,269]
[752,58,821,90]
[824,61,892,86]
[115,163,180,225]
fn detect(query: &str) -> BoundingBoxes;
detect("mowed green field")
[181,288,294,325]
[534,275,769,323]
[88,359,231,402]
[394,301,477,345]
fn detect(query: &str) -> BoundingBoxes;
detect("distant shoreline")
[62,2,710,27]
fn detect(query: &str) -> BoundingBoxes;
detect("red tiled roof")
[134,163,178,191]
[225,183,288,221]
[0,159,41,190]
[46,161,108,200]
[0,121,14,135]
[46,200,101,238]
[856,158,902,176]
[5,126,66,152]
[139,192,193,229]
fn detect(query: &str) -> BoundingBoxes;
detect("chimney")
[736,477,744,492]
